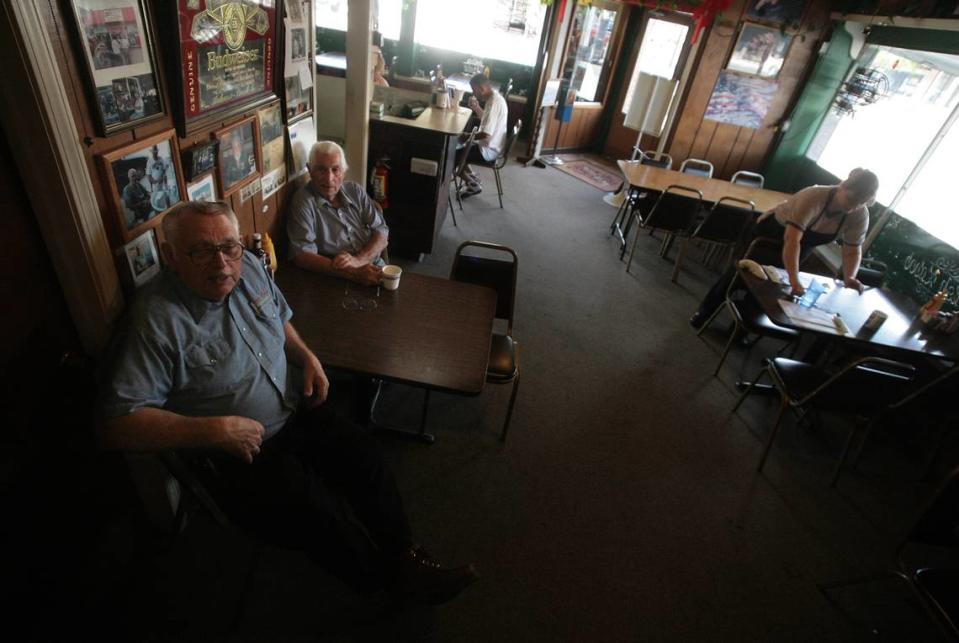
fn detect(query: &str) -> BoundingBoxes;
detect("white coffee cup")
[381,264,402,290]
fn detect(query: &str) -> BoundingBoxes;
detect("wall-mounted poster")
[123,229,161,287]
[162,0,279,137]
[182,139,218,181]
[288,116,316,178]
[703,71,777,129]
[99,129,184,241]
[215,116,260,196]
[727,23,792,79]
[66,0,165,136]
[744,0,807,26]
[257,102,287,198]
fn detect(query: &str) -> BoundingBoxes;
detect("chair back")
[693,196,755,245]
[495,119,522,169]
[454,126,479,178]
[680,158,714,178]
[740,235,782,267]
[641,151,673,170]
[801,356,916,414]
[906,465,959,552]
[644,185,703,235]
[500,77,514,97]
[858,257,887,288]
[731,170,765,189]
[450,241,518,335]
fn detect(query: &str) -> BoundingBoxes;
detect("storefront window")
[315,0,402,40]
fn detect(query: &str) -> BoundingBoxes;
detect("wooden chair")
[450,241,520,442]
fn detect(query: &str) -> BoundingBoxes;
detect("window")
[315,0,402,40]
[622,17,689,113]
[565,3,619,102]
[807,45,959,247]
[414,0,547,66]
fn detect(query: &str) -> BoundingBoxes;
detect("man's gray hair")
[308,140,348,171]
[162,200,240,247]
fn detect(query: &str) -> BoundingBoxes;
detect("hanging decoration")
[833,67,888,116]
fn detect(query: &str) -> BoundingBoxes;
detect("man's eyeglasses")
[186,241,244,264]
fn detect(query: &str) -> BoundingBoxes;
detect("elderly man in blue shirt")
[287,141,388,286]
[99,200,476,603]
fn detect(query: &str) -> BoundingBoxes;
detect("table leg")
[368,380,435,444]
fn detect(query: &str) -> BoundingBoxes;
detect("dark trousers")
[455,144,488,173]
[201,406,412,592]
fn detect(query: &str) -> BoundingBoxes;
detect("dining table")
[611,160,793,253]
[741,268,959,362]
[275,265,497,442]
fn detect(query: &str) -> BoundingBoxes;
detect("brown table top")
[276,267,497,395]
[373,106,472,136]
[617,160,792,212]
[742,270,959,361]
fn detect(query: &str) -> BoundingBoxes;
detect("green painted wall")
[764,23,854,192]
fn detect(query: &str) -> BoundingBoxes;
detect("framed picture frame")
[182,140,218,182]
[284,0,313,124]
[287,115,316,178]
[257,102,287,198]
[726,23,793,79]
[99,129,184,242]
[64,0,165,136]
[123,229,161,287]
[160,0,280,138]
[744,0,807,27]
[186,172,217,202]
[215,116,261,196]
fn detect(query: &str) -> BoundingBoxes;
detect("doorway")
[602,10,694,160]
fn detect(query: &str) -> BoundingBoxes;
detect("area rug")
[552,157,622,192]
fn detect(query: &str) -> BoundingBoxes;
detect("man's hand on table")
[789,278,806,297]
[302,354,330,408]
[843,276,865,294]
[348,263,383,286]
[215,416,265,463]
[333,251,363,270]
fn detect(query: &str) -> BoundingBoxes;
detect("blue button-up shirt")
[101,252,298,440]
[286,180,389,262]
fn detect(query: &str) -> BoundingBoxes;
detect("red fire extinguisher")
[370,156,390,211]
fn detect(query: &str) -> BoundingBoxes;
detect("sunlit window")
[414,0,546,66]
[315,0,402,40]
[807,45,959,247]
[622,18,689,113]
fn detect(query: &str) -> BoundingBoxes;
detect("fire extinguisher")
[370,156,390,211]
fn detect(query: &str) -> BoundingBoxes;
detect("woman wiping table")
[690,167,879,329]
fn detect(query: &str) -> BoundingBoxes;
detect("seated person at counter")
[372,48,389,87]
[690,167,879,329]
[287,141,389,285]
[99,200,478,604]
[456,73,508,198]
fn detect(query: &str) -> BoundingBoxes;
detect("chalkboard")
[866,213,959,313]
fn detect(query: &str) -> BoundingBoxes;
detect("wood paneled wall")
[41,0,297,293]
[541,103,604,152]
[666,0,832,180]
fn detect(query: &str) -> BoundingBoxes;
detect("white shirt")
[478,91,508,162]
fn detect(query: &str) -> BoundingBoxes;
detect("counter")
[369,106,472,257]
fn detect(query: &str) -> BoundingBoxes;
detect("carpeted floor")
[85,149,952,642]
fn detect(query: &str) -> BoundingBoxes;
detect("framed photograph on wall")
[257,102,287,198]
[215,116,260,196]
[726,23,793,79]
[186,172,217,202]
[122,229,161,287]
[182,140,218,182]
[99,129,184,241]
[287,115,316,178]
[704,71,778,129]
[160,0,280,137]
[744,0,807,27]
[65,0,165,136]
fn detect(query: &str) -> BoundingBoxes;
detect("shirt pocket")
[182,341,237,396]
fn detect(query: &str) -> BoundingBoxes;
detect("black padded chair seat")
[487,333,516,381]
[914,568,959,636]
[770,357,915,414]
